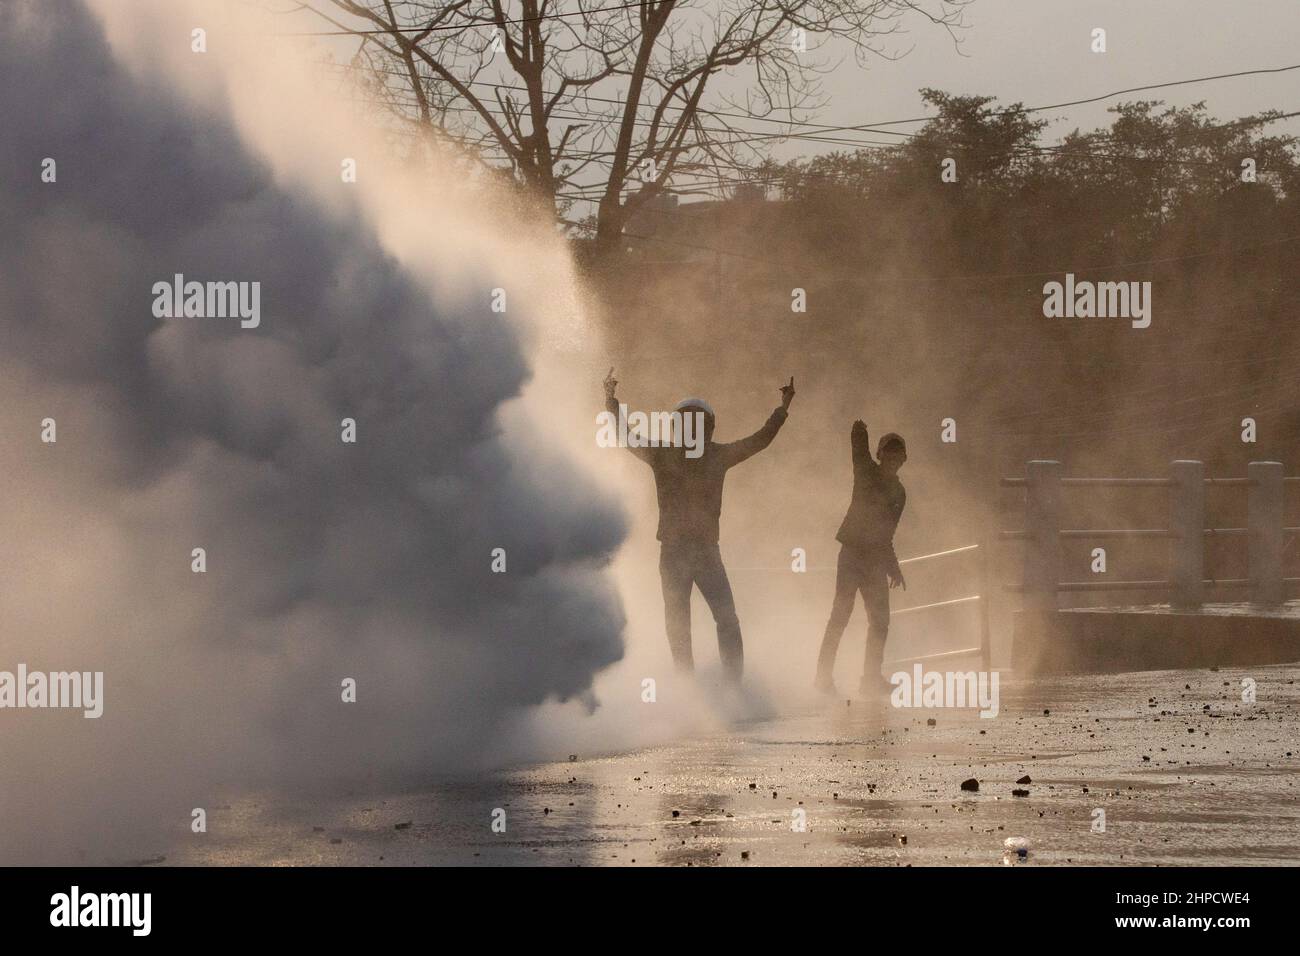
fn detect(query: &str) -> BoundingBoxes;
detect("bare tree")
[290,1,971,259]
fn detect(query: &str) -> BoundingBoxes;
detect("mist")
[0,0,632,864]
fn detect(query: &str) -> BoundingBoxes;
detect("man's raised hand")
[603,367,618,401]
[779,376,796,410]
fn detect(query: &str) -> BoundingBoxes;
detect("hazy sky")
[799,0,1300,159]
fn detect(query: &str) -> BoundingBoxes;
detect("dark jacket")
[607,396,788,543]
[835,421,906,572]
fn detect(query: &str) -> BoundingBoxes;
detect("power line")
[368,82,1300,185]
[370,85,907,152]
[328,58,1300,145]
[796,62,1300,138]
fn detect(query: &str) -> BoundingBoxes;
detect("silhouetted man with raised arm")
[815,419,907,697]
[603,369,795,684]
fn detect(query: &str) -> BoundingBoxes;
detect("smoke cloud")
[0,0,627,863]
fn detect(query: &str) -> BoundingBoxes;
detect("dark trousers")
[816,544,891,680]
[659,540,743,681]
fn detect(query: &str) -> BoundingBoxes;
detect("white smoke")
[0,0,629,863]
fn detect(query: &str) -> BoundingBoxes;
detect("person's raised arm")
[602,368,654,464]
[722,376,795,468]
[851,419,877,480]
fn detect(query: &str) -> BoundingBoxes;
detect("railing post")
[1168,460,1204,609]
[1024,460,1061,612]
[1248,461,1284,605]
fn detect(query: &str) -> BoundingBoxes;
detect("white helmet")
[674,397,714,417]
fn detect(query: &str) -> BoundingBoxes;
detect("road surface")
[164,664,1300,866]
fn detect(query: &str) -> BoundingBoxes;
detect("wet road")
[166,665,1300,866]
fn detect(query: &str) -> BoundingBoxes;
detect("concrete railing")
[1000,460,1299,610]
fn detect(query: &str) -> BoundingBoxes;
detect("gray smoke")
[0,0,625,863]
